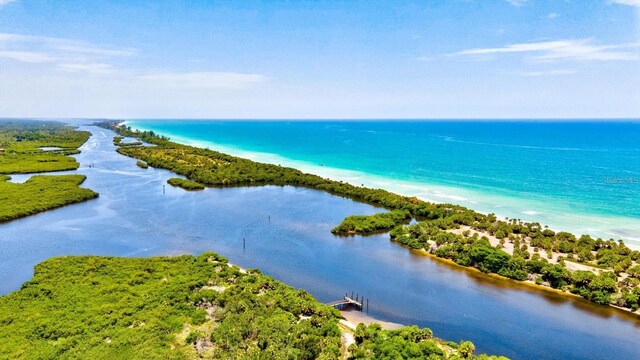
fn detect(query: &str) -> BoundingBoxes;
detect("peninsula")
[100,121,640,315]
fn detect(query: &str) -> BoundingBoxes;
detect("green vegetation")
[114,135,142,147]
[97,121,639,313]
[0,174,98,222]
[390,219,640,310]
[0,120,89,174]
[136,160,149,169]
[0,253,498,359]
[168,177,205,190]
[97,122,462,215]
[0,120,98,222]
[0,253,341,359]
[349,324,507,360]
[332,210,411,235]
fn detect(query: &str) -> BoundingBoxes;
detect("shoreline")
[110,121,640,321]
[339,309,404,331]
[125,120,640,249]
[407,247,640,321]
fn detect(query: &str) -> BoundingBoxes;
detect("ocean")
[127,120,640,247]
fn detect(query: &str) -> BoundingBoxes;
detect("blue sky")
[0,0,639,119]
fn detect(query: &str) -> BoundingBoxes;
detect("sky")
[0,0,639,119]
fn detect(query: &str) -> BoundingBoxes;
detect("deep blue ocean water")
[128,120,640,245]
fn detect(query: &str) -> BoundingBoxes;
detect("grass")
[0,175,98,222]
[167,177,205,191]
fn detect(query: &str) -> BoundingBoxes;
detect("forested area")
[0,253,501,359]
[390,219,640,309]
[349,324,508,360]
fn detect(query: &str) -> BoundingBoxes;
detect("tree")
[541,264,570,289]
[627,265,640,279]
[459,341,475,358]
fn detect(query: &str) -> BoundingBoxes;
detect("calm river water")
[0,125,638,360]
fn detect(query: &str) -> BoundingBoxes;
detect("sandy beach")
[339,309,404,331]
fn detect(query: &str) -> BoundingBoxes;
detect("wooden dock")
[327,293,368,312]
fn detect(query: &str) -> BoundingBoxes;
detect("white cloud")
[505,0,527,6]
[0,32,136,73]
[610,0,640,7]
[450,39,640,61]
[512,69,576,77]
[0,32,268,92]
[547,13,559,19]
[0,0,17,7]
[138,72,267,90]
[0,50,57,63]
[57,63,116,75]
[0,33,137,60]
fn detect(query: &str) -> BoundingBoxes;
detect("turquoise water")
[128,120,640,245]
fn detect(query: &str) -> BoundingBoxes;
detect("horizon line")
[2,117,640,122]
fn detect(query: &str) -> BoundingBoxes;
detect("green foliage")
[114,136,142,147]
[541,264,571,289]
[167,178,205,191]
[348,324,505,360]
[628,265,640,279]
[332,210,411,235]
[0,175,98,222]
[570,271,617,304]
[0,120,89,174]
[0,253,343,359]
[136,161,149,169]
